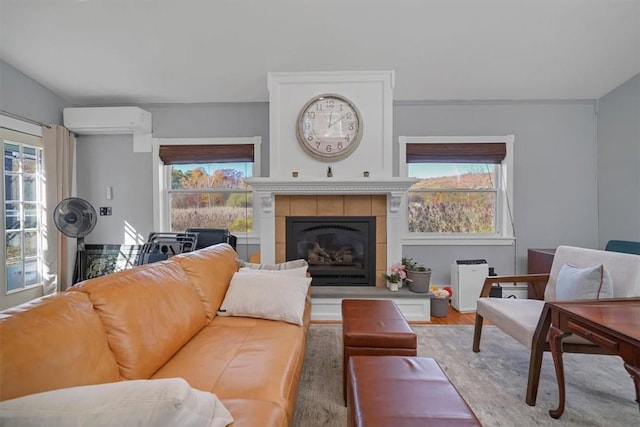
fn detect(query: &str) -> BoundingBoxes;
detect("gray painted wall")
[394,101,599,283]
[77,100,599,286]
[597,73,640,247]
[75,135,153,245]
[0,60,67,125]
[75,102,270,259]
[3,58,637,299]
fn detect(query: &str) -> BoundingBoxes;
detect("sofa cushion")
[218,272,311,325]
[152,318,307,425]
[69,260,207,379]
[0,292,120,401]
[0,378,233,427]
[238,259,308,271]
[173,244,239,321]
[556,263,613,300]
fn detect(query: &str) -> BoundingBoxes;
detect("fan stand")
[72,237,86,284]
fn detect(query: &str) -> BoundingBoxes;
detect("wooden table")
[547,298,640,418]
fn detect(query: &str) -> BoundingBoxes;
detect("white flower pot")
[387,281,399,292]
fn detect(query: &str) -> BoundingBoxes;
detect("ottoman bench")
[341,299,417,404]
[347,356,482,427]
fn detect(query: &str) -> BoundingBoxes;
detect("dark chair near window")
[186,228,237,250]
[138,232,199,265]
[604,240,640,255]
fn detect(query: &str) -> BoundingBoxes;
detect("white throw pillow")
[556,263,614,301]
[238,265,308,277]
[0,378,233,427]
[218,271,311,325]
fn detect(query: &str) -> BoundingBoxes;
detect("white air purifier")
[451,262,489,312]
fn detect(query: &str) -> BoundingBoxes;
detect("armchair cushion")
[544,246,640,301]
[475,298,544,348]
[476,298,592,349]
[555,263,613,301]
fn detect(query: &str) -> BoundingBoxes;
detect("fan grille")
[53,197,97,238]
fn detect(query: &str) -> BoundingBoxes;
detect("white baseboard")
[311,296,431,321]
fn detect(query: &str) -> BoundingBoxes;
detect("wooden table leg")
[623,363,640,412]
[549,325,571,419]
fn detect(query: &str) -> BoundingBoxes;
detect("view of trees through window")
[169,162,252,233]
[408,163,497,233]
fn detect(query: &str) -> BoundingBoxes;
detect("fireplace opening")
[286,216,376,286]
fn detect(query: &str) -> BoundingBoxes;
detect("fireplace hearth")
[286,216,376,285]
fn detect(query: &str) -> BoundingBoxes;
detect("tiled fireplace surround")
[275,194,387,287]
[247,178,416,288]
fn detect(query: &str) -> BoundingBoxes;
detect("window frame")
[1,126,45,294]
[399,135,515,246]
[152,137,261,245]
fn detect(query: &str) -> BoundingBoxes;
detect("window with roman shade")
[153,137,261,237]
[400,136,514,242]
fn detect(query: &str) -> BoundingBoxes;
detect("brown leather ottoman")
[342,299,417,404]
[347,356,482,427]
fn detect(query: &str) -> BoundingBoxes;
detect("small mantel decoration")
[383,262,408,292]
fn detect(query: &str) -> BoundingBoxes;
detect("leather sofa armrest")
[478,274,550,299]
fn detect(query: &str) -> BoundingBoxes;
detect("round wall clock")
[296,93,363,162]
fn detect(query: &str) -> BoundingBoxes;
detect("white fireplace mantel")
[246,178,417,195]
[246,177,417,267]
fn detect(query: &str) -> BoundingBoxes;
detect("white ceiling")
[1,0,639,105]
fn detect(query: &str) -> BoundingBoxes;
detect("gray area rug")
[293,324,638,426]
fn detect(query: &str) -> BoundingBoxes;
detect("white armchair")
[472,245,640,405]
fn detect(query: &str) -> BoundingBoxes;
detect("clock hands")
[328,112,347,128]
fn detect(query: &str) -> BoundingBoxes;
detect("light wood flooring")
[423,305,477,325]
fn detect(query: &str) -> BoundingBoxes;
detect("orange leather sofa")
[0,243,310,427]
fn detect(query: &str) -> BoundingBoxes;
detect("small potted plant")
[382,262,407,292]
[402,257,432,293]
[430,286,451,317]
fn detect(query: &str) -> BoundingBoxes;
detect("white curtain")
[42,125,76,294]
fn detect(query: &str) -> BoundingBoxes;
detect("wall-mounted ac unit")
[63,107,152,152]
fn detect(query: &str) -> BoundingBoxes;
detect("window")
[1,128,44,292]
[399,136,514,245]
[153,138,261,238]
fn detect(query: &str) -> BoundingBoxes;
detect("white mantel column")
[256,191,276,264]
[387,191,406,267]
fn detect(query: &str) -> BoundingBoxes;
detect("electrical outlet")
[99,207,112,216]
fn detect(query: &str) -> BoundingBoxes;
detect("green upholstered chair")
[604,240,640,255]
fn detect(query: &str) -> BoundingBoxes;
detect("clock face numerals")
[296,94,363,162]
